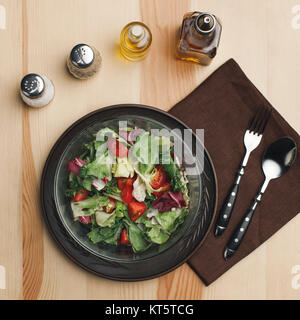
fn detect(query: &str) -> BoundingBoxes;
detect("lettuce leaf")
[70,195,111,221]
[155,208,188,233]
[95,211,114,227]
[112,157,135,178]
[96,127,130,146]
[98,196,109,207]
[115,201,128,217]
[71,195,99,220]
[88,219,123,245]
[131,132,159,167]
[146,226,169,244]
[123,217,151,253]
[80,152,113,180]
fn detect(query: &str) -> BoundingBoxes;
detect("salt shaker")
[20,73,55,108]
[67,44,102,79]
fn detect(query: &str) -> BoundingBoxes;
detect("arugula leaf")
[103,179,120,194]
[65,172,82,198]
[103,179,122,201]
[65,188,78,198]
[82,176,94,191]
[162,156,185,192]
[144,192,156,208]
[80,141,96,163]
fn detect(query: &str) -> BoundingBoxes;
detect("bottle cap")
[195,13,216,34]
[128,25,145,43]
[70,44,94,68]
[21,73,45,99]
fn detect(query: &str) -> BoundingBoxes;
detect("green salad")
[65,127,189,253]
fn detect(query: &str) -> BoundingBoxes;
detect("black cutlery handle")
[214,183,240,237]
[224,193,262,260]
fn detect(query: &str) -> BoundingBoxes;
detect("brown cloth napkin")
[169,58,300,286]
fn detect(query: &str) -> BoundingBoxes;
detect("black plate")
[41,104,217,281]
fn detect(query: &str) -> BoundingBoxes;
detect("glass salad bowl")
[41,105,217,280]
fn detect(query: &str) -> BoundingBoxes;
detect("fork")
[214,106,272,237]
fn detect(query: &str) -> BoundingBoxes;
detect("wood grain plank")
[140,0,198,111]
[190,0,269,299]
[21,0,44,300]
[265,0,300,300]
[0,0,23,300]
[139,0,204,299]
[0,0,299,300]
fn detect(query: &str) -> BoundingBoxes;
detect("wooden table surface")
[0,0,299,300]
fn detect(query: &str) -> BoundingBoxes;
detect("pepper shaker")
[67,44,102,79]
[20,73,55,108]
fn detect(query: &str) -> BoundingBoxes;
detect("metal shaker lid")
[21,73,45,99]
[70,44,94,68]
[195,13,216,34]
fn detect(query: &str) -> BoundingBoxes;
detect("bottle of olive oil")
[176,12,222,66]
[120,22,152,61]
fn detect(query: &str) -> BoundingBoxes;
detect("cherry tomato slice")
[153,182,170,198]
[151,166,167,190]
[118,177,135,190]
[128,202,147,222]
[108,137,128,157]
[121,185,133,204]
[72,189,89,202]
[118,178,126,190]
[119,228,131,246]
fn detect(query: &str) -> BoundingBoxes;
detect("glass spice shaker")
[175,12,222,66]
[20,73,55,108]
[120,22,152,61]
[67,44,102,79]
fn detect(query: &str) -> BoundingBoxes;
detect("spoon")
[224,137,297,260]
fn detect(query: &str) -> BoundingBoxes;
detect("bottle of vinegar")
[176,12,222,66]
